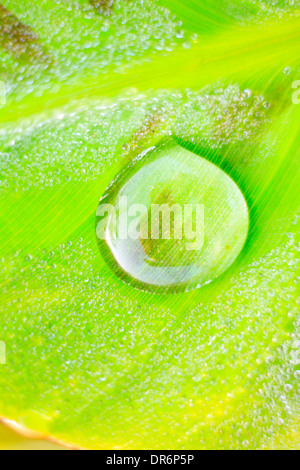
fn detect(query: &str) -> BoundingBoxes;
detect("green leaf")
[0,0,299,449]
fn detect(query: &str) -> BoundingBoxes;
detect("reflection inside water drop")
[96,141,249,293]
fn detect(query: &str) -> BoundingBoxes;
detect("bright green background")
[0,0,299,449]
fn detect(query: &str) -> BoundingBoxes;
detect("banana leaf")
[0,0,299,449]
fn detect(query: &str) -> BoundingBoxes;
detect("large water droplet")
[96,141,249,293]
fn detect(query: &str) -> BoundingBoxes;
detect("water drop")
[284,383,293,392]
[242,89,252,100]
[96,141,249,293]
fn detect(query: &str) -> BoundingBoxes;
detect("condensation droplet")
[96,141,249,293]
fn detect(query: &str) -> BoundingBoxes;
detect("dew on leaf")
[96,141,249,293]
[0,4,50,63]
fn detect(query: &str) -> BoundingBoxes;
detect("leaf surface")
[0,0,299,449]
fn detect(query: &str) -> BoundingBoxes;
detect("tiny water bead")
[96,142,249,293]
